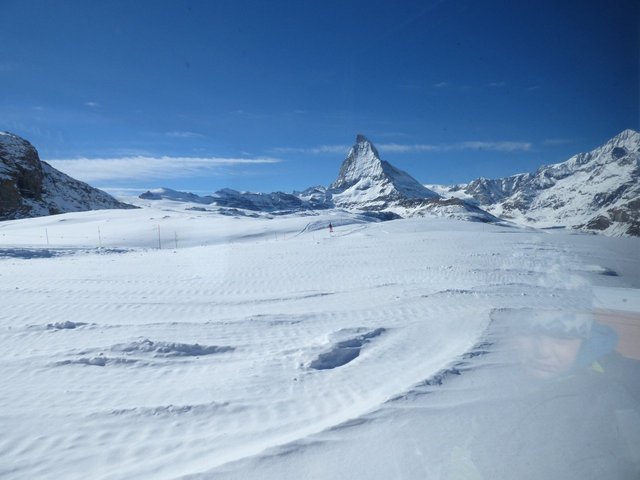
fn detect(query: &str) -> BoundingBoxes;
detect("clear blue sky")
[1,0,638,196]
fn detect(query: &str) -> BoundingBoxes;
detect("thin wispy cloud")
[433,82,449,88]
[47,156,282,182]
[271,145,350,155]
[165,131,205,138]
[84,101,100,108]
[271,141,532,156]
[378,141,532,153]
[543,138,574,146]
[378,143,440,153]
[457,141,531,152]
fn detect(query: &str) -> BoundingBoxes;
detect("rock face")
[454,129,640,236]
[0,132,135,220]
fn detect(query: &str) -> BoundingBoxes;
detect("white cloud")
[84,101,100,108]
[378,143,440,153]
[47,156,282,182]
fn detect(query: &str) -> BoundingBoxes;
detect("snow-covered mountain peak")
[608,128,640,147]
[0,131,35,159]
[329,134,439,200]
[582,128,640,162]
[0,131,41,179]
[354,133,380,157]
[455,129,640,236]
[331,134,385,190]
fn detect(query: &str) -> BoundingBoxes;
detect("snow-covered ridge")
[447,129,640,236]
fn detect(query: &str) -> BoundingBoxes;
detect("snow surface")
[1,201,639,479]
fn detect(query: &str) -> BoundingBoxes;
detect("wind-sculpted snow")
[55,356,141,367]
[47,321,89,330]
[111,338,234,357]
[52,339,235,368]
[0,207,638,480]
[107,400,240,418]
[309,328,386,370]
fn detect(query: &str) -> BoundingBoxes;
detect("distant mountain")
[0,132,135,220]
[329,134,440,205]
[448,129,640,236]
[141,135,497,223]
[328,134,496,221]
[140,187,306,213]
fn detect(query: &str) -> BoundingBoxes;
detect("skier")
[329,222,333,233]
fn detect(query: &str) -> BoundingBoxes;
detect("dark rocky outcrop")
[0,132,135,220]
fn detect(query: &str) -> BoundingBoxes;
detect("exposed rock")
[0,132,135,220]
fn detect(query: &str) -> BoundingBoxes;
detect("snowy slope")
[456,129,640,236]
[0,132,134,220]
[0,206,638,479]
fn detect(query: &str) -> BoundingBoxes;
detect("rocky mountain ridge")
[447,129,640,236]
[0,132,134,220]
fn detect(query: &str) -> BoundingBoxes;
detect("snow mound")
[111,338,235,357]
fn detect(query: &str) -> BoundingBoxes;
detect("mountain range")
[445,129,640,236]
[1,130,638,236]
[140,131,639,236]
[141,134,498,223]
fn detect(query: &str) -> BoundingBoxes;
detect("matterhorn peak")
[354,133,378,152]
[330,134,384,191]
[329,134,439,206]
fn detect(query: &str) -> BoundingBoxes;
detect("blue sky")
[1,0,637,196]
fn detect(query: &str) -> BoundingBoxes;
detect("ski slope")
[0,201,638,479]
